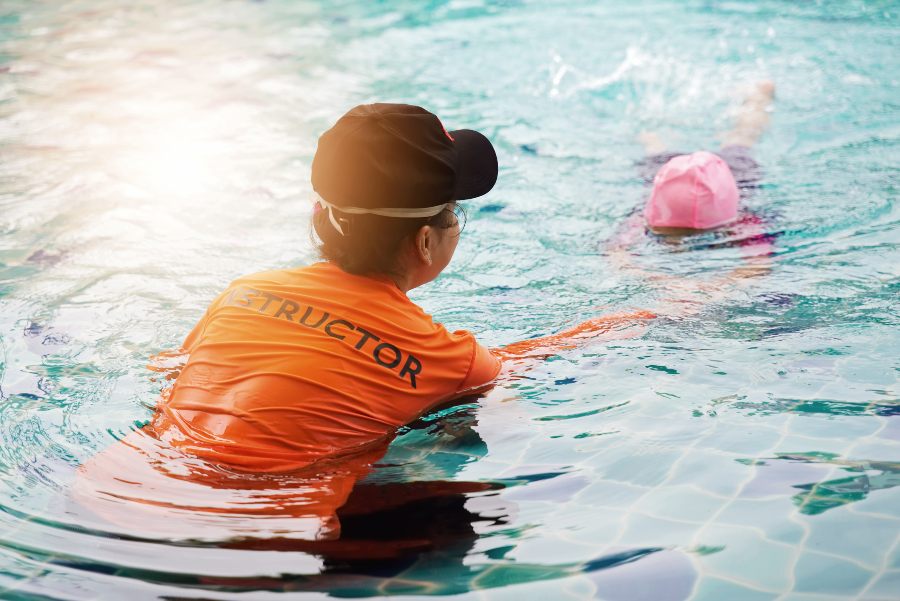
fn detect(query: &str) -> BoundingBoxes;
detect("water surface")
[1,0,898,599]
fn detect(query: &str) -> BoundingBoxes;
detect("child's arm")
[605,211,655,280]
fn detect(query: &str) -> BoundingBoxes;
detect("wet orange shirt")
[154,262,501,472]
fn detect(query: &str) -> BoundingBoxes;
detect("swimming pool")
[1,0,898,598]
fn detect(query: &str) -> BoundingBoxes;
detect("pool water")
[1,0,898,599]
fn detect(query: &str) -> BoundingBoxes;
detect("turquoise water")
[1,0,898,599]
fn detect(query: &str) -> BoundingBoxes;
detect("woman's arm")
[494,310,657,361]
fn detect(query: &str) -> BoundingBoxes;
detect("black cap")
[311,104,498,211]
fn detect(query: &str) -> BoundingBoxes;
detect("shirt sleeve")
[456,337,502,395]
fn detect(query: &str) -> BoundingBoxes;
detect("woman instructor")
[155,103,506,473]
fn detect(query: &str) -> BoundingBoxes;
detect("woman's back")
[156,261,501,472]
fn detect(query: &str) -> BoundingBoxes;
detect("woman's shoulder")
[228,261,355,288]
[232,262,440,324]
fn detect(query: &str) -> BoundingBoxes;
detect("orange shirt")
[153,261,501,473]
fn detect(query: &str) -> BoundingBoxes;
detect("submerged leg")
[722,80,776,148]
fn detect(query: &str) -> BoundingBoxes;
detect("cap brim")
[450,129,498,200]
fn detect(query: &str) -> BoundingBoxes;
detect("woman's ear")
[414,225,434,266]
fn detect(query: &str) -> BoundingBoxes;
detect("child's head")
[644,151,739,232]
[310,104,497,284]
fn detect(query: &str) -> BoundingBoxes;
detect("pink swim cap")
[644,151,739,230]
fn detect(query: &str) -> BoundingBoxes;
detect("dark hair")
[312,203,462,277]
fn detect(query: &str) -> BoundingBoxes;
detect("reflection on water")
[740,452,900,515]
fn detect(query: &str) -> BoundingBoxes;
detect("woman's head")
[309,103,496,286]
[644,151,739,231]
[312,202,464,286]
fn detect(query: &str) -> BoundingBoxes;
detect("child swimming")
[609,81,777,288]
[638,80,775,234]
